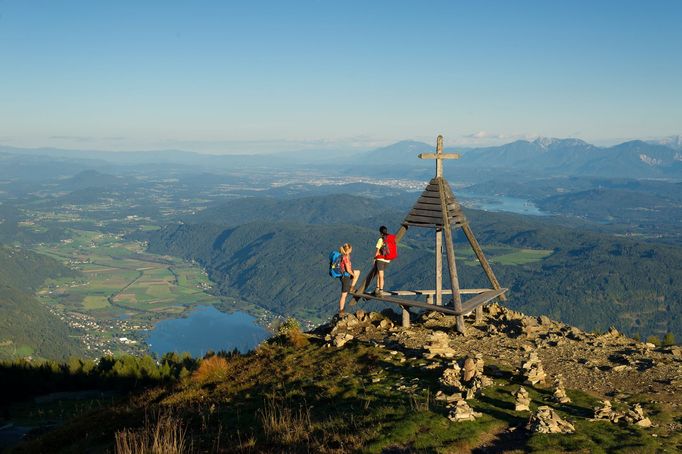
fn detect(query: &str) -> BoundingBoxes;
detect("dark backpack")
[378,234,398,260]
[329,251,344,278]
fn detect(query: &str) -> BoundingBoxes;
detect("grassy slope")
[10,332,673,453]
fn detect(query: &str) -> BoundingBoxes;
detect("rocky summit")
[318,302,682,440]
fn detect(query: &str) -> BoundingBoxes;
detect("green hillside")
[145,204,682,340]
[0,246,83,360]
[187,193,397,225]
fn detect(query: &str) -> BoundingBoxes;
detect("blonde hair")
[339,243,352,255]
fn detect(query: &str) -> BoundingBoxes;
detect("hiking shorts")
[376,260,390,271]
[340,275,352,293]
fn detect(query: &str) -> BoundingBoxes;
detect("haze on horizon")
[1,0,681,154]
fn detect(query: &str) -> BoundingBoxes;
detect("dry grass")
[191,354,231,384]
[114,411,191,454]
[258,396,314,446]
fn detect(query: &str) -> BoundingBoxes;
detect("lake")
[147,306,271,357]
[457,191,547,216]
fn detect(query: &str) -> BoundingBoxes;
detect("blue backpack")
[329,251,345,278]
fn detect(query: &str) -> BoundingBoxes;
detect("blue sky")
[0,0,680,153]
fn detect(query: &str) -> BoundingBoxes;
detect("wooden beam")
[386,288,492,296]
[351,291,462,315]
[401,306,410,328]
[461,223,507,303]
[418,153,461,160]
[459,288,508,314]
[435,228,442,306]
[438,178,465,333]
[351,289,507,316]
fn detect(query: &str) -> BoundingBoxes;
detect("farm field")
[453,245,553,266]
[35,229,221,323]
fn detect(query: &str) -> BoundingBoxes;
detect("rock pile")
[513,386,531,412]
[552,375,571,404]
[439,362,462,390]
[593,400,618,422]
[527,406,575,434]
[520,351,547,385]
[439,354,493,399]
[325,311,396,346]
[424,330,456,359]
[623,404,652,428]
[592,401,652,427]
[447,398,482,422]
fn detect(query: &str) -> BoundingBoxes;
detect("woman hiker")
[338,243,360,315]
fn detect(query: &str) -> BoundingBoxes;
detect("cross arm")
[418,153,461,160]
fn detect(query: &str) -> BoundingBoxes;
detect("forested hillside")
[145,200,682,340]
[0,246,83,360]
[187,194,397,225]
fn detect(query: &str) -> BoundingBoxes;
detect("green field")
[455,245,553,266]
[35,229,222,321]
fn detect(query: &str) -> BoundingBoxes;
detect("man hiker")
[373,225,394,297]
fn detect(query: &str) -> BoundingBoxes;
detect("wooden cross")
[418,135,461,177]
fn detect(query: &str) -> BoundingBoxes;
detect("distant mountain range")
[3,136,682,181]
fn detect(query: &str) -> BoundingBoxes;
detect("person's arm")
[375,238,383,258]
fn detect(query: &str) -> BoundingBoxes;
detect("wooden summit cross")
[351,135,508,333]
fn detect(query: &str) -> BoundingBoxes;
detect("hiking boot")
[349,286,357,293]
[374,289,385,297]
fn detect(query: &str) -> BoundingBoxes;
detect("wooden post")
[401,306,410,328]
[438,178,465,333]
[435,228,442,306]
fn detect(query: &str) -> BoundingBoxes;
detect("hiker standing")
[373,225,394,297]
[338,243,360,315]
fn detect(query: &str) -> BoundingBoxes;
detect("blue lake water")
[147,306,270,357]
[457,191,547,216]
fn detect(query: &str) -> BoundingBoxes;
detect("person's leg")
[339,291,348,314]
[350,269,360,290]
[377,269,384,290]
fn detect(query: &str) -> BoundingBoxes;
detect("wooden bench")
[351,287,508,328]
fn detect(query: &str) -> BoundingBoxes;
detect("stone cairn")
[424,330,456,359]
[439,354,492,400]
[623,404,652,428]
[520,351,547,385]
[592,400,652,427]
[552,375,571,404]
[593,400,619,422]
[527,406,575,434]
[447,398,482,422]
[513,386,531,412]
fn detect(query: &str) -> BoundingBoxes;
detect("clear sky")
[1,0,681,153]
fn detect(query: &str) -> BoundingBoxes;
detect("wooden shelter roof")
[403,177,468,228]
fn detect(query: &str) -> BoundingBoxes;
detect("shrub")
[662,332,676,347]
[276,317,309,348]
[646,335,661,347]
[192,355,231,384]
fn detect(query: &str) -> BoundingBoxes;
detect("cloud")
[49,135,95,142]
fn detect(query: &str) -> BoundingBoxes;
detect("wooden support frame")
[349,135,507,335]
